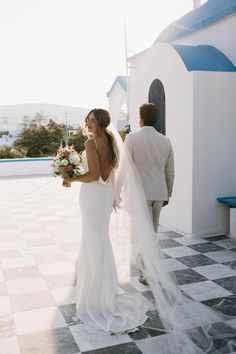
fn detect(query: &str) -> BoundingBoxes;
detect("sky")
[0,0,205,109]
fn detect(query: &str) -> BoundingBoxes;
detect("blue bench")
[217,197,236,238]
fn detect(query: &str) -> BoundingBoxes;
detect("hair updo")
[84,108,119,167]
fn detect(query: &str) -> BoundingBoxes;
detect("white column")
[230,208,236,238]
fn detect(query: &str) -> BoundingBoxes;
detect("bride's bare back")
[93,136,113,182]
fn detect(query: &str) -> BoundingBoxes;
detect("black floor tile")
[189,242,225,253]
[208,321,236,337]
[204,235,229,242]
[223,260,236,271]
[177,254,217,268]
[213,276,236,294]
[142,310,165,331]
[202,295,236,316]
[82,342,142,354]
[59,304,81,326]
[18,327,80,354]
[210,336,236,353]
[141,290,155,307]
[159,239,182,249]
[128,327,150,340]
[172,268,207,285]
[162,231,183,238]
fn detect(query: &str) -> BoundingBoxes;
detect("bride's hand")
[113,198,121,212]
[63,177,74,183]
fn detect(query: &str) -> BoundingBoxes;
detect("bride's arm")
[64,139,100,183]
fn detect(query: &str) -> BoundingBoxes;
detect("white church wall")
[108,83,127,127]
[128,51,148,131]
[129,43,194,235]
[174,14,236,65]
[192,71,236,236]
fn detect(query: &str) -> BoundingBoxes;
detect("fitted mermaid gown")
[75,150,149,333]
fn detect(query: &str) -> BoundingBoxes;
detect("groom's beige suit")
[125,126,174,232]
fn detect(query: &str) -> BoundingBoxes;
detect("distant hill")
[0,103,90,131]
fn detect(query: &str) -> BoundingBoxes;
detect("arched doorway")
[148,79,166,135]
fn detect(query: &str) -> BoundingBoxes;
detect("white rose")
[73,166,84,176]
[69,153,80,165]
[54,160,61,167]
[61,159,69,166]
[54,166,60,173]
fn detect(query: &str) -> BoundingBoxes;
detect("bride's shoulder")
[85,138,96,145]
[84,138,97,150]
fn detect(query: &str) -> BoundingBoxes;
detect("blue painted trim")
[154,0,236,44]
[0,157,54,163]
[218,197,236,208]
[172,44,236,72]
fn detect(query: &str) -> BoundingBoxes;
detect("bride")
[64,108,235,353]
[64,108,148,333]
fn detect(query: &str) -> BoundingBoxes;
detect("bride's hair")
[84,108,119,168]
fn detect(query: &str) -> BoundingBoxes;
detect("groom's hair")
[139,103,158,126]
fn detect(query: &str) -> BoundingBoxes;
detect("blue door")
[148,79,166,135]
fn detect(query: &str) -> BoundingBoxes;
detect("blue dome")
[154,0,236,44]
[172,44,236,72]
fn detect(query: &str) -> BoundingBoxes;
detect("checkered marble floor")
[0,176,236,354]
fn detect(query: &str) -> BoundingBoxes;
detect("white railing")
[0,158,54,177]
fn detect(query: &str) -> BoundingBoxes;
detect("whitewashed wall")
[192,72,236,236]
[174,13,236,65]
[108,83,127,127]
[129,43,194,235]
[0,158,54,177]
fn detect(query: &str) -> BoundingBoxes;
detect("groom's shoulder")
[125,131,137,142]
[126,130,142,140]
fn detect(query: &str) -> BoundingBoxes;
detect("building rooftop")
[107,76,127,97]
[0,176,236,353]
[154,0,236,44]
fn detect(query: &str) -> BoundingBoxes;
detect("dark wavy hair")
[139,103,158,126]
[84,108,119,168]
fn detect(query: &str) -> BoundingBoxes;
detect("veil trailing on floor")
[108,124,236,354]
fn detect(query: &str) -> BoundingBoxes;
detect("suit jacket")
[125,126,174,201]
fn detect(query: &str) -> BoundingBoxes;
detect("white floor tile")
[0,336,20,354]
[194,264,236,280]
[39,262,74,276]
[27,245,62,255]
[179,280,232,301]
[163,246,199,258]
[7,277,48,295]
[177,237,208,246]
[52,287,76,305]
[14,306,66,335]
[0,296,11,316]
[160,258,188,272]
[207,250,236,263]
[2,256,36,270]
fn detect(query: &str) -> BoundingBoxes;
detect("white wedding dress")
[75,134,236,352]
[75,150,149,333]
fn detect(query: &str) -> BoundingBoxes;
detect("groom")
[125,103,174,285]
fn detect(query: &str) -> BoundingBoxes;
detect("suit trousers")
[136,200,164,274]
[147,200,164,232]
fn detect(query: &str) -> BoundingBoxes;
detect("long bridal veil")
[109,125,236,354]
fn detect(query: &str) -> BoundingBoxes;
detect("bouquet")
[53,145,84,187]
